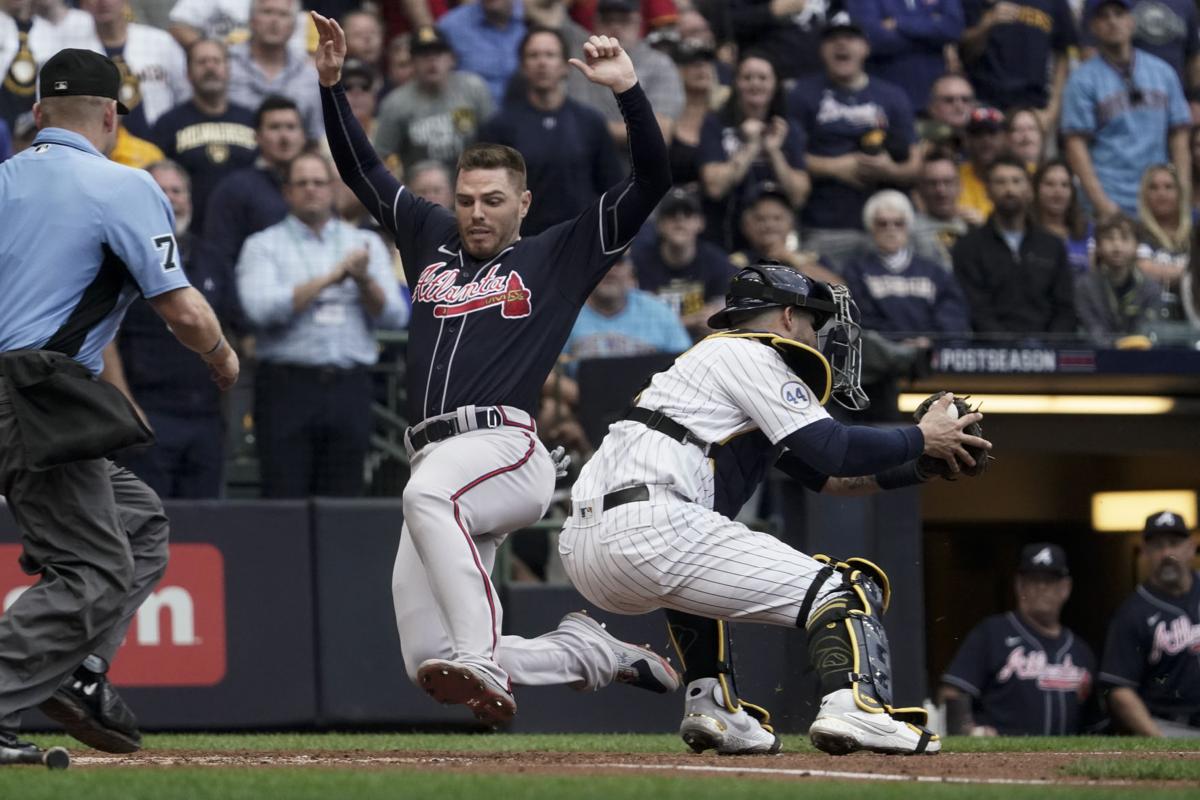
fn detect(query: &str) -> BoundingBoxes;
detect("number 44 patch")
[153,233,179,272]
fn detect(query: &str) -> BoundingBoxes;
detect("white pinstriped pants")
[393,425,618,692]
[558,490,839,627]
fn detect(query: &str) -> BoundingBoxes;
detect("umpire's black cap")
[1143,510,1191,540]
[38,49,130,114]
[1017,543,1070,577]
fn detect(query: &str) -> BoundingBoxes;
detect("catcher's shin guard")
[800,555,928,727]
[666,610,774,732]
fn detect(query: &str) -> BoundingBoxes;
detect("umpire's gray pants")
[0,379,169,731]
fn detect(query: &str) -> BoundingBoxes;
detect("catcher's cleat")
[560,612,681,694]
[679,678,781,755]
[0,731,70,769]
[808,689,940,756]
[39,662,142,754]
[416,659,516,725]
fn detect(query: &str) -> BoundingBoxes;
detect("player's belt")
[406,405,529,454]
[622,407,717,456]
[570,484,651,521]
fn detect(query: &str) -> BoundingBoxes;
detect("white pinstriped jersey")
[572,336,830,509]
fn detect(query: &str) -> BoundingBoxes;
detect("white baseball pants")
[394,423,617,691]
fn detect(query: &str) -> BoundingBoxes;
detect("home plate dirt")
[68,749,1200,786]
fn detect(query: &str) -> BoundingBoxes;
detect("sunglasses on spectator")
[344,81,373,93]
[872,218,907,229]
[936,93,974,104]
[289,178,331,188]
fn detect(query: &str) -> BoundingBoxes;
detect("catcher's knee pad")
[666,610,774,732]
[800,555,928,726]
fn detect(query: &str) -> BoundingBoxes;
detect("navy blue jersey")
[962,0,1078,110]
[787,75,915,231]
[841,251,972,335]
[479,96,624,236]
[630,234,737,319]
[698,113,807,250]
[322,81,670,424]
[1099,574,1200,719]
[151,100,258,234]
[943,612,1096,735]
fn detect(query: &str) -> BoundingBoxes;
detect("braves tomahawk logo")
[414,263,533,319]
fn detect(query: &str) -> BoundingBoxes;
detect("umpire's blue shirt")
[0,128,191,374]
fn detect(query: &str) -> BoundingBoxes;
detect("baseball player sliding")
[559,263,992,755]
[313,13,677,722]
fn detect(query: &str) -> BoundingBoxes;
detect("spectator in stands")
[481,27,622,235]
[957,106,1006,225]
[1185,230,1200,327]
[913,149,972,270]
[918,73,975,156]
[167,0,310,53]
[844,189,971,337]
[939,544,1097,736]
[960,0,1077,127]
[699,51,809,251]
[631,187,736,338]
[406,159,453,207]
[1099,511,1200,738]
[1063,0,1191,218]
[343,8,385,70]
[437,0,526,107]
[29,0,101,53]
[567,0,683,148]
[1075,213,1165,340]
[152,38,257,235]
[0,0,94,127]
[1033,158,1094,274]
[384,32,414,92]
[227,0,324,140]
[952,154,1077,335]
[205,95,305,296]
[727,0,832,82]
[114,160,233,498]
[1007,106,1045,172]
[1107,0,1199,93]
[341,57,381,140]
[790,12,919,270]
[1136,163,1190,317]
[110,124,166,169]
[373,26,493,176]
[82,0,191,140]
[563,254,692,364]
[524,0,591,56]
[237,152,407,498]
[848,0,965,111]
[730,181,844,286]
[668,38,719,190]
[569,0,678,34]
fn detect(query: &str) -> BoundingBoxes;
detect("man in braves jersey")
[1100,511,1200,737]
[312,12,679,723]
[939,543,1096,736]
[559,262,992,755]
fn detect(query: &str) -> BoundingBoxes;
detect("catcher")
[558,262,990,756]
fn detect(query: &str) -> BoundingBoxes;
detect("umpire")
[0,50,238,764]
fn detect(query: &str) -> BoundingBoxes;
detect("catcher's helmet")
[707,261,838,330]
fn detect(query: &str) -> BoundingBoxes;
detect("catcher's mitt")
[912,391,990,480]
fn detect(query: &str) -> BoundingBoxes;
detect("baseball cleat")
[39,663,142,754]
[679,678,781,755]
[0,731,70,769]
[416,659,516,725]
[560,611,681,694]
[808,689,940,756]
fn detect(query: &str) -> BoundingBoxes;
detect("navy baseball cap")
[1017,543,1070,577]
[411,26,453,56]
[659,187,701,217]
[1085,0,1133,21]
[822,11,866,40]
[1143,510,1190,540]
[38,49,130,114]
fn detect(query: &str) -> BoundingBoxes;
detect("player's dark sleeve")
[779,418,923,478]
[774,452,830,493]
[551,83,672,303]
[941,619,993,699]
[321,82,455,283]
[1097,602,1146,690]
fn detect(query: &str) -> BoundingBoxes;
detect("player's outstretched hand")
[312,11,346,87]
[916,392,991,475]
[205,346,240,391]
[569,35,637,94]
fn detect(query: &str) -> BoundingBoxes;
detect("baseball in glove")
[912,391,991,480]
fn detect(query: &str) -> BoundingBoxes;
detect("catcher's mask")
[708,262,868,411]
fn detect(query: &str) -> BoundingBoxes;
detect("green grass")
[1063,758,1200,781]
[940,736,1200,753]
[0,771,1196,800]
